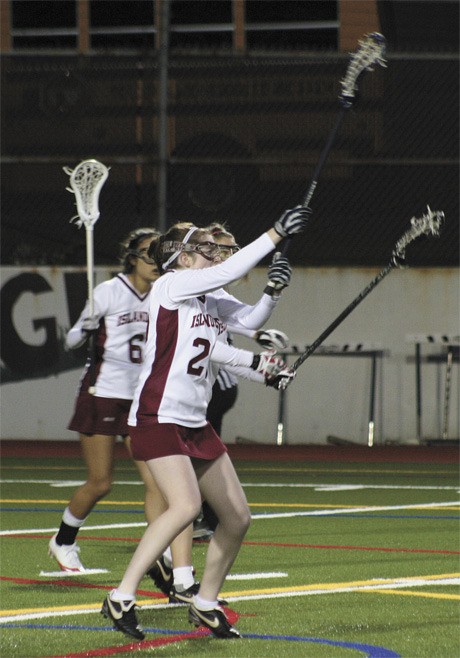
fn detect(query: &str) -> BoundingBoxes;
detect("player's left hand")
[266,251,292,292]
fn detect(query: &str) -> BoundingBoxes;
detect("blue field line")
[0,508,458,521]
[0,623,400,656]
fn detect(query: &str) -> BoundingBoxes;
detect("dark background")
[2,0,458,267]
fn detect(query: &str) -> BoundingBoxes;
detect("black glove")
[273,205,312,238]
[265,367,296,390]
[81,316,99,334]
[265,251,292,296]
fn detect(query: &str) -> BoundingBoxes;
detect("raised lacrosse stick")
[281,32,387,255]
[64,159,109,394]
[287,207,444,376]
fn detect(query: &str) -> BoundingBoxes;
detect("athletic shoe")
[146,556,173,595]
[101,593,145,640]
[188,603,241,639]
[169,582,228,606]
[169,581,200,604]
[48,534,85,572]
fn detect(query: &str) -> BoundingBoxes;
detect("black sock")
[55,521,79,546]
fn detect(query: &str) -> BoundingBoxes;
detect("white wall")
[1,266,458,445]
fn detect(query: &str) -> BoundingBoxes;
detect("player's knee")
[90,478,112,499]
[221,504,251,538]
[181,498,202,524]
[171,490,202,525]
[238,506,251,535]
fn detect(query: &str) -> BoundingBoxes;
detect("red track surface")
[1,439,458,463]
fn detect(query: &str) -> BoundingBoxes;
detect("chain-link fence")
[2,53,458,267]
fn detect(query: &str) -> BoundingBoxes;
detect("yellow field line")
[0,499,366,509]
[2,573,459,619]
[219,573,460,597]
[4,602,104,615]
[364,589,460,600]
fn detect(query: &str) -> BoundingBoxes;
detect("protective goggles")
[217,244,240,257]
[162,239,221,267]
[129,248,156,265]
[184,241,221,260]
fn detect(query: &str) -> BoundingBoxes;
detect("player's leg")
[70,433,115,516]
[194,382,238,539]
[186,451,249,638]
[193,451,251,602]
[50,433,115,571]
[124,435,160,524]
[124,436,195,597]
[110,454,201,598]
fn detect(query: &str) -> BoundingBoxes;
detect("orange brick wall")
[339,0,381,52]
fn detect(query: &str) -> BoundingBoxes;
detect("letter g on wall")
[1,272,58,375]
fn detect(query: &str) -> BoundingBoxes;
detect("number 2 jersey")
[66,273,151,400]
[128,233,277,429]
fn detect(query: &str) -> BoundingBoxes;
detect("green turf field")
[1,453,459,657]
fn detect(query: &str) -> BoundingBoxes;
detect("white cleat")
[48,534,86,573]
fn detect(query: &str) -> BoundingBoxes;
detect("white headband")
[162,226,199,270]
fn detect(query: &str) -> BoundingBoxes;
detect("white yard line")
[1,501,458,536]
[226,572,288,580]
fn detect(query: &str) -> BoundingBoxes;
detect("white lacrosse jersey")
[66,273,151,400]
[129,232,275,428]
[207,288,277,388]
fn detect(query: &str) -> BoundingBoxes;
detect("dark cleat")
[188,603,241,639]
[146,556,173,596]
[101,594,145,640]
[169,582,228,606]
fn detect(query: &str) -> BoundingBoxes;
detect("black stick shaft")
[292,261,395,371]
[87,332,97,394]
[302,107,347,208]
[281,107,347,255]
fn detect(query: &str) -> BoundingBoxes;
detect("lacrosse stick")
[289,207,444,374]
[64,159,109,394]
[281,32,387,255]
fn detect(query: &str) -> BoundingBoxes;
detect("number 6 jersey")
[66,273,151,399]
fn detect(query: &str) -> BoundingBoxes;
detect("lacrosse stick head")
[63,159,109,229]
[339,32,387,108]
[392,206,444,267]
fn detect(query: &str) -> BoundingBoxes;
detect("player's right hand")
[251,350,286,378]
[265,367,296,390]
[81,316,99,333]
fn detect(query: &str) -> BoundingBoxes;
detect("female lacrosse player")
[151,221,292,585]
[101,205,310,640]
[48,228,169,572]
[205,221,290,436]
